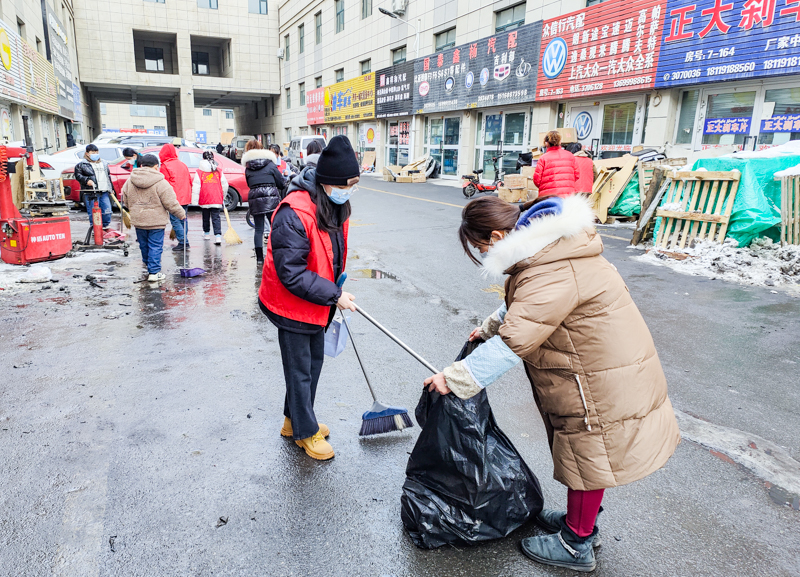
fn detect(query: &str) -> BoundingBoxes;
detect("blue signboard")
[655,0,800,88]
[761,113,800,132]
[704,116,751,134]
[195,130,207,143]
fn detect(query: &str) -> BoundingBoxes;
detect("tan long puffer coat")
[480,195,680,491]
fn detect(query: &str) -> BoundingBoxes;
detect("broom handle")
[354,304,440,374]
[341,316,378,402]
[183,218,187,269]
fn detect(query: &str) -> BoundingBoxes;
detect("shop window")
[335,68,344,82]
[392,46,407,65]
[701,91,756,149]
[315,12,323,44]
[435,28,456,51]
[495,4,525,33]
[601,102,637,156]
[503,113,526,146]
[556,103,565,129]
[758,88,800,148]
[484,114,502,146]
[675,90,699,145]
[335,0,345,33]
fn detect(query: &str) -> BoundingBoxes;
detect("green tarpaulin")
[609,172,641,217]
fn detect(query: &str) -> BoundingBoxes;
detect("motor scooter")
[462,152,508,198]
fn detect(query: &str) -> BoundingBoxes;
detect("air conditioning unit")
[277,47,285,59]
[391,0,408,16]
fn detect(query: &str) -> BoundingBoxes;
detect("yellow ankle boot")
[295,432,335,460]
[280,417,330,438]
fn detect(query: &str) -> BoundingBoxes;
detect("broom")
[336,274,413,436]
[110,194,131,228]
[222,203,242,245]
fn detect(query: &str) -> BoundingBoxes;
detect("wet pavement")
[1,183,799,576]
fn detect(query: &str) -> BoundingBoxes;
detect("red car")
[61,147,250,211]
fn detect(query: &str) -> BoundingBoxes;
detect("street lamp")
[379,7,419,59]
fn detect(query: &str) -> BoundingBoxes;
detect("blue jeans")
[169,206,189,245]
[85,192,112,228]
[136,228,165,274]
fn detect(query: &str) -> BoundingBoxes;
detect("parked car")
[92,133,123,144]
[61,147,249,211]
[288,135,327,168]
[106,135,196,149]
[229,135,255,162]
[38,144,126,180]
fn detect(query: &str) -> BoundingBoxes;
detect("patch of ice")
[635,237,800,294]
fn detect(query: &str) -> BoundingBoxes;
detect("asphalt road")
[1,177,798,576]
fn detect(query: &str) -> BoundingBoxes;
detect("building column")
[642,90,679,149]
[175,86,196,140]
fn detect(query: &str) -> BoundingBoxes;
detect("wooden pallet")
[654,171,741,250]
[638,158,687,204]
[780,174,800,246]
[632,167,670,245]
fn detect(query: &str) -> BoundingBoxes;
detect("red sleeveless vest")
[196,169,224,206]
[259,190,349,326]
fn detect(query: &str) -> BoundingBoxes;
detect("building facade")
[0,0,86,151]
[238,0,800,181]
[100,103,236,145]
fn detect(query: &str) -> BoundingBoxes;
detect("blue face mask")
[89,153,100,161]
[328,185,355,205]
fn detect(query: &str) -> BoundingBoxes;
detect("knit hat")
[315,135,360,186]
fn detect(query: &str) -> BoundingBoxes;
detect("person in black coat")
[242,140,286,265]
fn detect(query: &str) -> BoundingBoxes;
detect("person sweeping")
[258,135,360,461]
[424,194,681,572]
[192,150,229,245]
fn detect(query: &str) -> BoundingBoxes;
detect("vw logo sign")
[542,37,568,79]
[573,112,594,140]
[465,71,474,89]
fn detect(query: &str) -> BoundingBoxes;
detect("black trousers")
[202,208,222,235]
[278,328,325,440]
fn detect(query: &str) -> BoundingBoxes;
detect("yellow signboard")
[323,73,375,124]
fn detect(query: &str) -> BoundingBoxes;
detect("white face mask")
[327,184,357,205]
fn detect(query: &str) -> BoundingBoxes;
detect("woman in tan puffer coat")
[424,194,680,573]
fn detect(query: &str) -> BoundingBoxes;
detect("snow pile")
[726,140,800,159]
[17,265,52,283]
[774,163,800,178]
[635,237,800,291]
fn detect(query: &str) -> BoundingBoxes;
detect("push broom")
[336,274,414,436]
[222,202,242,245]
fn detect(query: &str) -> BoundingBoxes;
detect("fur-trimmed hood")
[481,194,597,278]
[241,148,277,166]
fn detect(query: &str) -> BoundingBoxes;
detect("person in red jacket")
[191,151,229,245]
[533,131,580,199]
[565,142,596,195]
[159,143,193,251]
[259,135,359,461]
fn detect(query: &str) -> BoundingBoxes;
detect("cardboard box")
[538,127,578,148]
[382,173,393,181]
[520,165,535,179]
[396,175,413,183]
[503,174,528,189]
[498,187,526,203]
[411,173,427,183]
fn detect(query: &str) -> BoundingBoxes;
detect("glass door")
[386,120,410,166]
[425,116,460,177]
[475,110,529,181]
[696,87,758,151]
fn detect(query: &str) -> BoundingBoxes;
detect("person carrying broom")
[258,135,359,461]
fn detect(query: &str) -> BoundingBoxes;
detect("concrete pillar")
[459,111,476,178]
[10,104,23,143]
[90,95,103,140]
[176,87,196,139]
[643,90,679,149]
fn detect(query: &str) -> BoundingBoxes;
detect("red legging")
[566,488,605,537]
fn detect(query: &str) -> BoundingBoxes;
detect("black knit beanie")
[315,135,361,186]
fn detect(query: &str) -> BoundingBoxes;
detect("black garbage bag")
[400,340,544,549]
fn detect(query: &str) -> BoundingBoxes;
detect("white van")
[288,135,327,168]
[231,135,255,162]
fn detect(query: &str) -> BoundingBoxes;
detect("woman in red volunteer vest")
[258,135,359,461]
[191,151,229,245]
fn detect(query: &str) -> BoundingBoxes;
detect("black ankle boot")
[255,247,264,264]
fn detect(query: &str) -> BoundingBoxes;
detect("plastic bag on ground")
[400,340,544,549]
[608,172,641,217]
[17,265,52,283]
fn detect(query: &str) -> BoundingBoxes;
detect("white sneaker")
[203,232,211,240]
[215,235,222,245]
[147,272,166,282]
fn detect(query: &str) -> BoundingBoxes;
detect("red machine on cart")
[0,146,72,265]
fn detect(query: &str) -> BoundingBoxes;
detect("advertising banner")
[536,0,667,101]
[323,73,375,124]
[46,8,73,119]
[704,116,751,133]
[306,87,325,125]
[375,61,414,118]
[655,0,800,88]
[761,113,800,132]
[413,21,541,114]
[21,39,58,115]
[0,22,28,105]
[72,82,83,123]
[195,130,207,143]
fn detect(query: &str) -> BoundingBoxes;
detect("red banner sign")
[306,87,325,125]
[536,0,668,101]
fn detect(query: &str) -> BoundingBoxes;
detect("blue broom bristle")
[359,411,414,436]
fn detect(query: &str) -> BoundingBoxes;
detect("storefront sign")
[306,87,325,125]
[375,61,414,118]
[413,21,542,113]
[655,0,800,88]
[72,82,83,123]
[358,122,378,145]
[195,130,207,143]
[0,22,28,104]
[760,114,800,132]
[703,116,751,133]
[537,0,666,100]
[46,8,74,119]
[21,39,59,115]
[323,73,375,124]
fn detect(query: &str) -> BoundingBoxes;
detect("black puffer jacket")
[74,158,112,192]
[243,148,286,215]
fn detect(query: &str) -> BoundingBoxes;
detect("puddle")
[349,269,399,281]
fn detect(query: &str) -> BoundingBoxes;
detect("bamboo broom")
[222,203,242,245]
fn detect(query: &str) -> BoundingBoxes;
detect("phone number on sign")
[765,57,800,70]
[664,70,701,82]
[570,83,603,94]
[706,62,756,76]
[613,76,652,88]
